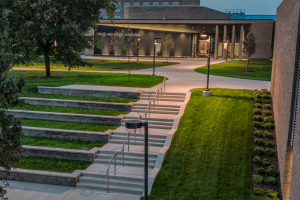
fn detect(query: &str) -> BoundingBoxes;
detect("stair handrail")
[144,100,151,122]
[163,77,166,92]
[106,152,117,193]
[121,131,131,167]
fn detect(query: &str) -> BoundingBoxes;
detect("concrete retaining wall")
[6,109,124,125]
[20,97,133,111]
[37,86,141,99]
[22,126,113,143]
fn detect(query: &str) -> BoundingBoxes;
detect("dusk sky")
[200,0,284,15]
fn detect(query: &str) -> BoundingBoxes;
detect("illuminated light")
[201,34,208,37]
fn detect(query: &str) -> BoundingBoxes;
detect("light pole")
[125,120,149,200]
[137,38,140,62]
[203,36,212,97]
[153,37,161,76]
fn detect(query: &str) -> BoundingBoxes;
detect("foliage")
[262,100,270,104]
[253,175,263,184]
[264,132,273,138]
[254,138,264,145]
[253,188,264,196]
[253,109,261,114]
[253,156,262,164]
[254,131,263,138]
[0,6,26,199]
[255,99,262,103]
[262,90,269,94]
[253,121,262,128]
[263,110,271,116]
[163,34,174,63]
[243,26,256,57]
[266,190,278,198]
[263,104,271,109]
[262,94,270,99]
[99,34,110,58]
[256,167,265,174]
[253,116,263,121]
[266,165,279,177]
[254,103,262,108]
[7,0,117,77]
[262,158,269,166]
[265,148,275,156]
[265,141,275,148]
[264,177,277,186]
[264,117,272,123]
[263,122,275,130]
[254,147,265,155]
[255,94,262,98]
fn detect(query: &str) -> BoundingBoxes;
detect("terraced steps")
[121,116,174,130]
[140,92,186,102]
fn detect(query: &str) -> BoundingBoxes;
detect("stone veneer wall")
[270,0,300,198]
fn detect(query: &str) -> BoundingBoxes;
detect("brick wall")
[271,0,300,198]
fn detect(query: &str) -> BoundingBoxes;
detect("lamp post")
[125,120,149,200]
[153,37,161,76]
[137,38,140,62]
[203,35,212,97]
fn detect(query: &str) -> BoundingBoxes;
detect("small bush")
[267,189,279,198]
[263,100,270,104]
[263,104,271,109]
[254,147,265,155]
[254,103,262,108]
[254,109,262,114]
[266,165,279,177]
[255,94,262,98]
[253,156,262,164]
[253,121,262,128]
[253,188,264,196]
[262,158,269,166]
[255,99,262,103]
[256,167,265,174]
[254,131,263,138]
[265,148,275,156]
[264,116,272,123]
[262,90,269,94]
[253,175,263,184]
[262,94,271,99]
[264,132,273,138]
[253,116,263,121]
[254,89,258,92]
[264,177,277,185]
[265,141,275,147]
[263,122,275,130]
[254,138,264,145]
[263,110,271,116]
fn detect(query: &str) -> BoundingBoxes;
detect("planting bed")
[251,89,281,199]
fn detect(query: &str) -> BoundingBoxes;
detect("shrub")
[264,132,273,138]
[254,109,262,114]
[266,165,279,177]
[263,100,270,104]
[264,116,272,123]
[256,167,265,174]
[263,104,271,109]
[253,175,263,184]
[263,122,275,130]
[255,94,262,98]
[263,110,271,116]
[265,148,275,156]
[255,99,262,103]
[253,156,262,164]
[253,188,264,196]
[264,177,277,185]
[262,90,269,94]
[262,158,269,166]
[254,138,264,145]
[253,121,262,128]
[254,103,262,108]
[254,131,263,138]
[254,147,265,155]
[262,94,271,99]
[254,89,258,92]
[267,189,279,198]
[253,116,263,121]
[265,141,275,147]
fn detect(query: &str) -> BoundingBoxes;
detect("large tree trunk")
[44,47,51,77]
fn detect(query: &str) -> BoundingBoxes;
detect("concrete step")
[133,104,181,108]
[124,116,174,122]
[81,171,144,182]
[110,135,165,143]
[122,120,173,126]
[97,150,158,159]
[131,109,179,115]
[112,131,167,139]
[96,154,157,164]
[121,123,172,130]
[108,139,164,147]
[143,92,186,96]
[94,158,156,168]
[141,94,186,99]
[132,106,180,111]
[140,97,185,102]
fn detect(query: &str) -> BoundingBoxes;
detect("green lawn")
[21,119,118,132]
[21,136,105,150]
[11,157,91,173]
[13,58,178,71]
[194,60,272,81]
[13,103,129,116]
[146,88,262,200]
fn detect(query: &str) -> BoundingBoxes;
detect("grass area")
[194,60,272,81]
[21,136,105,150]
[13,103,129,116]
[13,58,178,71]
[21,119,118,132]
[20,119,118,132]
[146,88,262,200]
[11,157,91,173]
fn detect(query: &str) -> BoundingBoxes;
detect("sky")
[200,0,284,15]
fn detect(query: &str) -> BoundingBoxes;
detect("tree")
[163,34,174,63]
[243,26,256,75]
[110,31,121,69]
[7,0,117,77]
[99,34,110,61]
[119,29,138,81]
[0,4,26,200]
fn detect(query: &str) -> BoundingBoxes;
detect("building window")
[124,2,130,7]
[115,16,121,19]
[143,2,149,6]
[172,2,179,5]
[152,2,159,6]
[162,2,169,5]
[133,2,140,5]
[115,2,121,12]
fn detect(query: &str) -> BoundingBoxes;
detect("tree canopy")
[243,26,256,57]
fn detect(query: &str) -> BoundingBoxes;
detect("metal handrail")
[121,131,131,167]
[145,101,151,121]
[106,152,117,193]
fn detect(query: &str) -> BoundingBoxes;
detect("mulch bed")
[251,89,282,199]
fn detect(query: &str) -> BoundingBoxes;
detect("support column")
[222,25,227,60]
[239,25,244,60]
[214,25,219,60]
[231,25,236,60]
